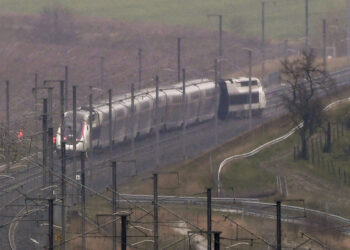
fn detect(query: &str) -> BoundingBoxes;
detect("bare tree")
[280,50,333,159]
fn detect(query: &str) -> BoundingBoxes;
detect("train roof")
[223,77,261,86]
[90,78,213,107]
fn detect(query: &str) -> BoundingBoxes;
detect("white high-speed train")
[56,77,266,152]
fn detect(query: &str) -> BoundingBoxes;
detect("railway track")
[118,194,350,233]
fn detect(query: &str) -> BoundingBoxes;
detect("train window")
[239,80,258,87]
[230,93,259,105]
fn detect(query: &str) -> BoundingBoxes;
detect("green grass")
[222,163,275,191]
[220,122,299,194]
[0,0,345,40]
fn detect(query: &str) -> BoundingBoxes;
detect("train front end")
[218,77,266,119]
[55,111,90,153]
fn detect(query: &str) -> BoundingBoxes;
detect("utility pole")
[34,74,39,163]
[218,15,223,77]
[153,173,158,250]
[219,15,222,60]
[155,76,160,168]
[81,152,86,250]
[108,89,113,151]
[65,66,69,111]
[112,161,117,250]
[60,81,65,144]
[182,69,187,159]
[207,188,212,250]
[284,40,288,61]
[261,2,265,85]
[208,14,223,77]
[323,19,327,71]
[61,142,66,250]
[42,98,48,186]
[73,86,77,184]
[347,0,350,65]
[89,94,93,155]
[219,15,223,77]
[47,87,53,128]
[248,50,252,130]
[131,84,135,159]
[49,198,54,250]
[214,59,218,145]
[48,127,54,188]
[214,232,221,250]
[138,48,142,90]
[5,80,10,170]
[121,215,127,250]
[100,56,104,90]
[276,200,282,250]
[72,85,78,205]
[305,0,309,51]
[177,38,181,82]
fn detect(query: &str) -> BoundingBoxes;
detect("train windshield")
[229,93,259,105]
[63,112,85,143]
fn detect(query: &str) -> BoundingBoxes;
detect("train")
[55,77,266,152]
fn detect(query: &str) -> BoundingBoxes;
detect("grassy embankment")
[0,0,344,40]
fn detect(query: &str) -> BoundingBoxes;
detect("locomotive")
[218,77,266,119]
[56,77,266,152]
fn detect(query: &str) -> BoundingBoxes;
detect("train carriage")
[197,80,217,122]
[184,84,201,125]
[112,103,128,144]
[163,89,183,129]
[147,89,167,130]
[136,93,154,137]
[121,97,140,140]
